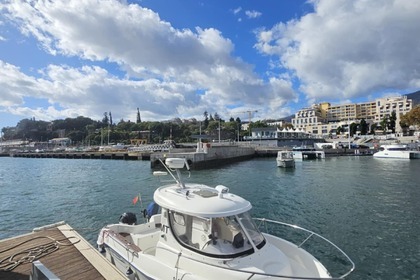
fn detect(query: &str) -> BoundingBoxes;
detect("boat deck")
[0,223,126,280]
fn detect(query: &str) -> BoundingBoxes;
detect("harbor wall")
[150,144,255,169]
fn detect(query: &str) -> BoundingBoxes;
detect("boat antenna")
[158,158,187,188]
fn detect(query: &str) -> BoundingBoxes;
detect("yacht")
[97,158,354,279]
[373,144,420,159]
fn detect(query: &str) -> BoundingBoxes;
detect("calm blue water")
[0,156,419,279]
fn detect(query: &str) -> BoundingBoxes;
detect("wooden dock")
[0,222,126,280]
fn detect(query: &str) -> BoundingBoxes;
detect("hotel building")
[291,96,412,136]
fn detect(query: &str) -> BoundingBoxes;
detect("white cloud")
[245,10,262,19]
[255,0,420,105]
[0,61,42,107]
[1,0,296,123]
[233,7,242,15]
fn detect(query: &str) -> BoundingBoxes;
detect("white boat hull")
[276,159,295,168]
[373,151,420,159]
[97,158,354,280]
[101,229,331,280]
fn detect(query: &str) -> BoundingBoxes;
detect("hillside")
[407,90,420,106]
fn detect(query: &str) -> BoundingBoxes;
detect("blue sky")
[1,0,419,129]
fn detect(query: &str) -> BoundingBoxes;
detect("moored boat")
[97,158,354,279]
[276,151,295,168]
[292,146,325,160]
[373,144,420,159]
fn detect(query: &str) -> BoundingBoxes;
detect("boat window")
[388,147,407,151]
[169,212,257,258]
[173,212,185,226]
[170,212,209,250]
[236,212,265,247]
[170,212,187,242]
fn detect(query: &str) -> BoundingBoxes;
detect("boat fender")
[145,202,160,220]
[119,212,137,225]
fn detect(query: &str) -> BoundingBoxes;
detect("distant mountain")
[407,90,420,106]
[283,115,294,122]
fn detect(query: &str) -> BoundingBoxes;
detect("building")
[245,127,323,147]
[374,96,412,132]
[49,137,72,147]
[291,96,412,136]
[291,103,327,131]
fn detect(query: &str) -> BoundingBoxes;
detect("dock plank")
[0,225,126,280]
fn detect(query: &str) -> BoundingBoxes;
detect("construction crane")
[238,110,258,137]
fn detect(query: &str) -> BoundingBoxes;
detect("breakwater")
[150,144,255,169]
[3,145,376,170]
[9,151,150,160]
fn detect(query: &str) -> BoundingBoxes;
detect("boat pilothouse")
[97,158,355,279]
[163,187,264,259]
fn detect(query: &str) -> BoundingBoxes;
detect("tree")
[136,108,141,123]
[109,111,113,126]
[380,116,388,133]
[251,120,268,128]
[102,112,109,127]
[389,111,396,133]
[370,123,378,135]
[350,122,358,136]
[359,119,368,135]
[203,111,209,129]
[400,105,420,126]
[214,112,220,121]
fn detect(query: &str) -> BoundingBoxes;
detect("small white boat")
[276,151,295,168]
[97,158,354,279]
[373,144,420,159]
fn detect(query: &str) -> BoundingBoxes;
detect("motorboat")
[292,146,325,160]
[97,158,354,279]
[276,151,295,168]
[373,144,420,159]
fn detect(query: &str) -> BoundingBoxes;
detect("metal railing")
[253,218,355,279]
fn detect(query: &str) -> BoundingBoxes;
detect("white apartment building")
[291,96,412,136]
[375,96,412,131]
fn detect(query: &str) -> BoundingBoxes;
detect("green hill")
[407,90,420,106]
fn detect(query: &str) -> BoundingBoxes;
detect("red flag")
[132,196,139,205]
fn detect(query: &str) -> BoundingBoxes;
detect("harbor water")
[0,156,418,279]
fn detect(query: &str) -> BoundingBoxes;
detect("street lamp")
[218,119,221,143]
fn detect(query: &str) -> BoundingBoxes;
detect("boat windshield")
[169,211,265,258]
[388,147,407,151]
[236,212,265,247]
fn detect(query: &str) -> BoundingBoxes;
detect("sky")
[1,0,419,129]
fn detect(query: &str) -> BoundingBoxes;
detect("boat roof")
[153,183,252,218]
[381,144,407,147]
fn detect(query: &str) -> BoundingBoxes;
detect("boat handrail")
[155,219,355,280]
[253,218,355,279]
[155,244,344,279]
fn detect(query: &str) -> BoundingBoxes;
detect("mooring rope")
[0,227,100,232]
[0,235,80,272]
